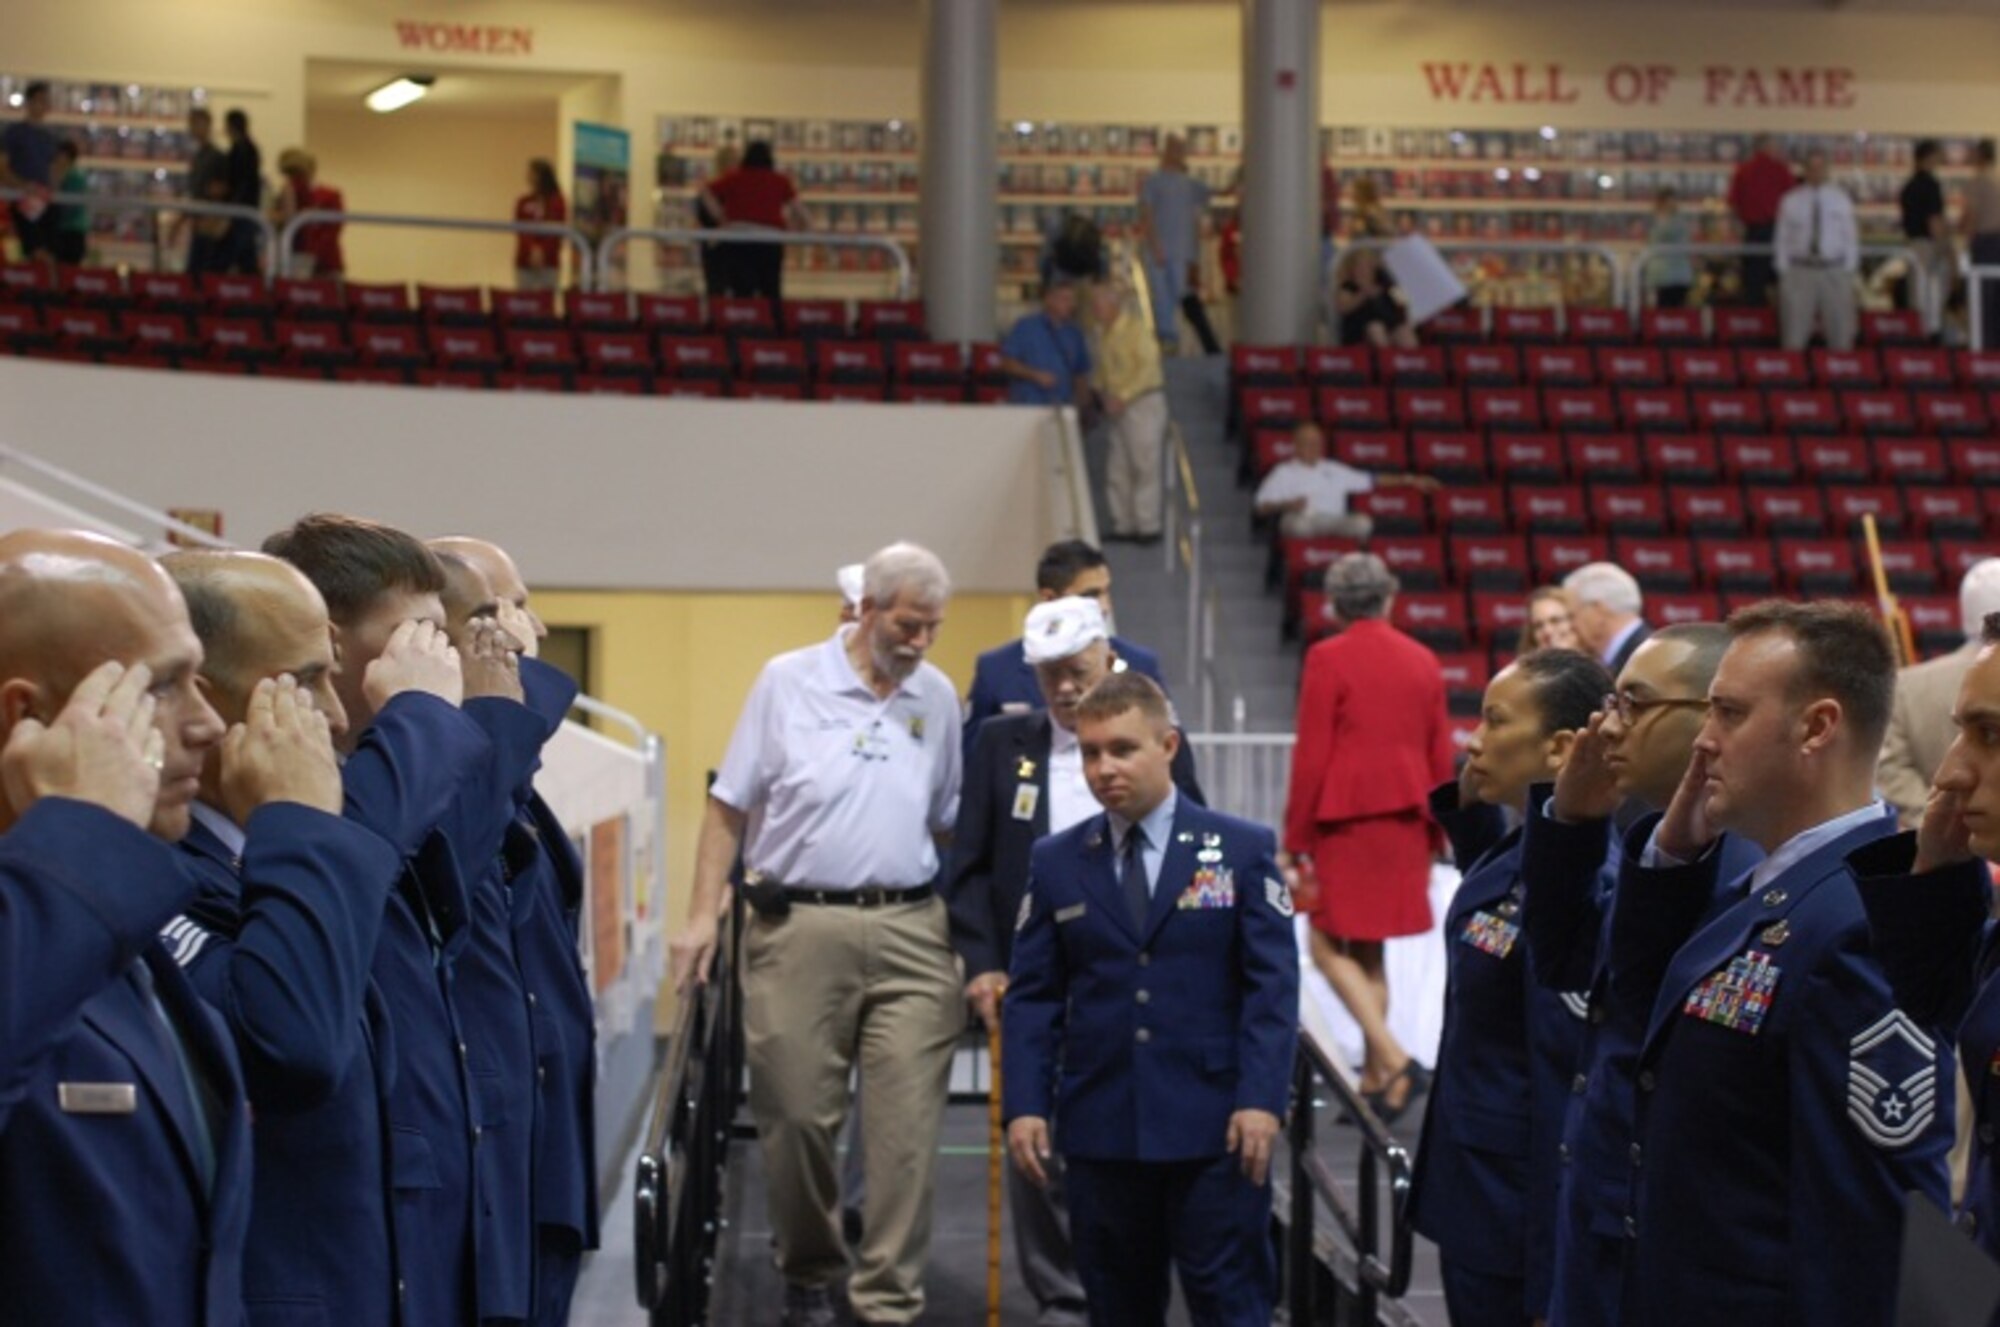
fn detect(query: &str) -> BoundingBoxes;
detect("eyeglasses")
[1602,692,1710,725]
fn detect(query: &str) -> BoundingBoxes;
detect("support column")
[1239,0,1321,346]
[919,0,998,342]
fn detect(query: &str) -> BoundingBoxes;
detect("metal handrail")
[571,693,669,930]
[1332,236,1630,325]
[596,226,913,300]
[635,891,742,1322]
[0,444,231,548]
[1286,1026,1416,1325]
[276,209,595,289]
[0,187,276,276]
[1970,263,2000,351]
[1627,240,1929,316]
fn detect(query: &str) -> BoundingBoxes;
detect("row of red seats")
[1240,383,1994,437]
[0,265,929,340]
[1252,304,1924,354]
[0,306,996,386]
[1252,431,2000,489]
[12,350,1013,403]
[1300,577,1959,654]
[1235,344,2000,392]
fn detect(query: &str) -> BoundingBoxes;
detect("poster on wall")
[572,121,631,282]
[589,814,628,996]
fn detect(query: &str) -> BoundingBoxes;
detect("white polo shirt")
[1046,720,1098,836]
[1254,458,1375,519]
[712,627,962,889]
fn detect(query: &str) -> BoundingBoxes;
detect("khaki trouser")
[1105,390,1168,538]
[1279,509,1373,540]
[1909,238,1956,336]
[742,895,965,1323]
[1779,265,1858,351]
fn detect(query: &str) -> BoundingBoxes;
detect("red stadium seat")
[1641,307,1705,345]
[1379,347,1448,386]
[1695,539,1778,591]
[46,305,120,352]
[580,332,654,377]
[1243,386,1313,429]
[345,281,414,322]
[1471,591,1532,644]
[1691,389,1769,432]
[1616,543,1696,595]
[1449,535,1532,589]
[815,340,887,384]
[1425,307,1485,344]
[893,341,966,385]
[1542,388,1616,431]
[1956,351,2000,389]
[1597,347,1668,388]
[1231,344,1302,386]
[1766,390,1840,434]
[1352,487,1430,534]
[492,288,562,329]
[1648,589,1725,625]
[1567,308,1634,344]
[1719,435,1798,485]
[1905,595,1964,654]
[1810,349,1882,388]
[1469,388,1543,431]
[1777,540,1860,594]
[1508,484,1589,533]
[1872,540,1942,594]
[352,323,426,369]
[1490,433,1564,482]
[1839,390,1915,434]
[1881,348,1952,389]
[0,263,53,303]
[1492,308,1559,343]
[1250,427,1296,480]
[1450,345,1521,385]
[658,334,732,382]
[1915,392,1991,435]
[711,296,777,336]
[416,284,485,325]
[203,273,275,320]
[504,329,578,376]
[1282,538,1365,624]
[1302,345,1371,386]
[1642,432,1721,483]
[1670,486,1747,534]
[1390,592,1472,651]
[1950,438,2000,486]
[1332,431,1411,472]
[274,320,352,369]
[274,278,342,322]
[428,326,503,373]
[969,344,1006,388]
[1617,387,1691,431]
[1942,540,2000,583]
[197,316,276,366]
[1861,309,1926,345]
[1411,432,1488,484]
[1530,533,1610,583]
[636,293,705,334]
[1435,653,1492,715]
[1795,435,1873,485]
[1313,386,1390,430]
[130,272,200,316]
[1745,487,1827,535]
[1588,486,1668,535]
[855,300,927,340]
[1904,488,1982,538]
[1713,307,1777,346]
[1525,346,1595,386]
[1566,431,1643,481]
[567,290,633,330]
[1394,387,1466,428]
[737,338,809,383]
[1740,349,1810,390]
[1823,486,1905,535]
[1873,436,1948,485]
[119,311,194,359]
[1435,486,1509,533]
[784,299,849,340]
[1371,535,1448,589]
[1668,349,1737,387]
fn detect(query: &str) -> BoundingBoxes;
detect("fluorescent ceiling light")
[366,76,434,114]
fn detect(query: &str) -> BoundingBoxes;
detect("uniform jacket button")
[1558,1143,1570,1162]
[1135,1028,1152,1044]
[1137,952,1151,968]
[1637,1071,1656,1092]
[1135,989,1151,1005]
[1629,1143,1643,1166]
[1624,1216,1638,1238]
[1572,1073,1589,1094]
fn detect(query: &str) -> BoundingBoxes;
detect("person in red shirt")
[697,140,808,301]
[514,158,568,291]
[1726,134,1796,307]
[271,148,345,277]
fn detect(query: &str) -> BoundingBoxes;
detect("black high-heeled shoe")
[1365,1061,1433,1126]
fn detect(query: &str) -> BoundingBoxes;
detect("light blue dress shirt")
[1110,788,1179,897]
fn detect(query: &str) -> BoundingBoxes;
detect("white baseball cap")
[1022,597,1109,665]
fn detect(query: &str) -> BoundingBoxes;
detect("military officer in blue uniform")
[1606,601,1954,1326]
[950,598,1203,1324]
[1004,671,1297,1327]
[267,513,553,1327]
[1518,624,1763,1327]
[162,549,494,1326]
[0,530,250,1326]
[1408,648,1611,1327]
[433,535,604,1326]
[964,540,1164,759]
[1840,610,2000,1271]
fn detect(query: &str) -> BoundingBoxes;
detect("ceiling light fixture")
[365,75,434,114]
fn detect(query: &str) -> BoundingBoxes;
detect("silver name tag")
[1055,904,1087,924]
[59,1082,137,1115]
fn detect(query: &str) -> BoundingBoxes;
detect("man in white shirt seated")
[1774,149,1860,352]
[1253,421,1435,539]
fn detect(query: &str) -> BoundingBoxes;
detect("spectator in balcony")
[1410,647,1610,1327]
[1645,188,1694,309]
[1253,421,1435,540]
[695,143,742,298]
[1563,562,1652,675]
[221,109,263,276]
[1962,140,2000,349]
[1283,554,1453,1120]
[1727,134,1795,307]
[270,148,344,278]
[1773,149,1859,353]
[1333,247,1416,349]
[1901,140,1952,338]
[1041,211,1106,288]
[1348,176,1393,240]
[699,139,809,302]
[1000,277,1093,408]
[177,106,230,277]
[1087,280,1168,544]
[1877,556,2000,829]
[45,139,87,268]
[1517,585,1582,655]
[1138,133,1220,356]
[0,81,57,264]
[513,158,567,292]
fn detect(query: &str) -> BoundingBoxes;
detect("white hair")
[1962,558,2000,640]
[863,541,951,609]
[1563,562,1643,617]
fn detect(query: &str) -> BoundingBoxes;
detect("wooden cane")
[1861,513,1919,668]
[987,997,1006,1327]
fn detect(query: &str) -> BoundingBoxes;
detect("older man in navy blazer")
[1004,672,1297,1327]
[964,540,1164,759]
[951,599,1203,1325]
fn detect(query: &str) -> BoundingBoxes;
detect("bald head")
[160,550,345,739]
[428,535,546,646]
[432,549,497,644]
[0,529,223,840]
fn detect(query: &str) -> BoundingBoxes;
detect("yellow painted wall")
[532,587,1034,929]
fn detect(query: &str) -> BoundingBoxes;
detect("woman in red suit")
[1284,554,1454,1116]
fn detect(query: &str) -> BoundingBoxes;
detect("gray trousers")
[1009,1146,1089,1325]
[1779,265,1858,351]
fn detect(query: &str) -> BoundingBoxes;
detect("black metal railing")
[634,892,743,1325]
[1285,1031,1416,1326]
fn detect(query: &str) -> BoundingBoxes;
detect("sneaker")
[781,1281,843,1327]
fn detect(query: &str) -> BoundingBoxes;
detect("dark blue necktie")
[1121,824,1150,933]
[130,962,218,1196]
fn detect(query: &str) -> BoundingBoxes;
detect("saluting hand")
[460,617,525,704]
[1655,747,1718,862]
[1551,713,1621,825]
[1227,1108,1282,1186]
[496,600,541,660]
[1008,1116,1053,1189]
[363,620,463,710]
[220,675,343,823]
[1913,783,1975,876]
[0,660,161,829]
